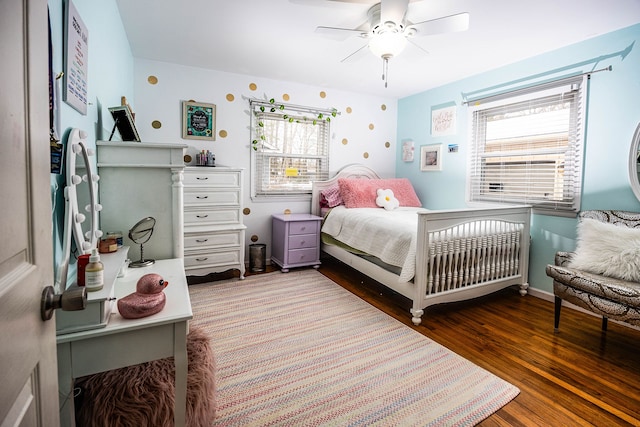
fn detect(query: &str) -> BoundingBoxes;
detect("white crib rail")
[426,221,523,295]
[411,205,531,324]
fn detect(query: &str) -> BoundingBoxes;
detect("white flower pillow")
[375,188,399,210]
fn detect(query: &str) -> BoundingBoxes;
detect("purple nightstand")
[271,213,322,272]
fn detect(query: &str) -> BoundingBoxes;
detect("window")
[468,76,586,216]
[250,100,333,199]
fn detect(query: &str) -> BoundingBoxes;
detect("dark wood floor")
[195,257,640,426]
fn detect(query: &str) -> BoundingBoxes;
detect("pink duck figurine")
[117,273,168,319]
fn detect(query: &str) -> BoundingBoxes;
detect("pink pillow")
[320,183,344,208]
[338,178,422,208]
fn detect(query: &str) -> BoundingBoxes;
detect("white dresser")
[183,166,246,278]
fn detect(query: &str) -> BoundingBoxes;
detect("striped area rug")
[189,269,519,426]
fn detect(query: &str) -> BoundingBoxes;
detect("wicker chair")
[545,210,640,331]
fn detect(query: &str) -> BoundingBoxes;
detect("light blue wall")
[396,24,640,294]
[48,0,134,286]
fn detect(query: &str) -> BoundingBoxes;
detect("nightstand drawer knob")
[196,239,208,243]
[196,177,209,180]
[196,214,209,218]
[196,195,209,199]
[195,257,208,262]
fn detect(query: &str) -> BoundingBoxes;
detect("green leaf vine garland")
[252,98,338,151]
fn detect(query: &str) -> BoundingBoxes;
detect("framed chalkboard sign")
[108,106,141,142]
[182,101,216,140]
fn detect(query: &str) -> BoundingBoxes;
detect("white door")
[0,0,60,425]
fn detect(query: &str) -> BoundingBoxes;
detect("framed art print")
[431,105,456,136]
[182,101,216,140]
[420,144,443,171]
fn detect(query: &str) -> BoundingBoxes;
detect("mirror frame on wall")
[628,122,640,201]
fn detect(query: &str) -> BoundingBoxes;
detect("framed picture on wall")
[182,101,216,140]
[420,144,442,171]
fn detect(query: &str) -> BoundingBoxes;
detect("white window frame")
[467,75,587,217]
[250,99,332,201]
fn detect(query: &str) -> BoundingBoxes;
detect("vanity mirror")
[56,128,102,291]
[628,122,640,201]
[129,216,157,268]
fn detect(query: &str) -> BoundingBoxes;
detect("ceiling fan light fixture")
[368,30,408,58]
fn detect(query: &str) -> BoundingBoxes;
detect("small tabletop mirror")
[129,217,156,268]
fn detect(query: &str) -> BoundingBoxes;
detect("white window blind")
[251,100,331,199]
[468,76,586,216]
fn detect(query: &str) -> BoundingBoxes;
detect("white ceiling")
[115,0,640,99]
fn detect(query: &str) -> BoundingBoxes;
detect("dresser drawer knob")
[196,239,208,243]
[196,195,209,199]
[195,257,208,262]
[196,177,209,180]
[300,240,305,245]
[196,214,209,218]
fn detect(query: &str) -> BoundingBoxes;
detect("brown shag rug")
[75,326,216,427]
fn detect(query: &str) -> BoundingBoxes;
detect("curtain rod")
[249,98,340,116]
[462,65,613,106]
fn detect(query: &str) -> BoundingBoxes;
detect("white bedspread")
[322,206,425,283]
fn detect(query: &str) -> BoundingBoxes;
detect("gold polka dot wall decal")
[342,138,348,145]
[369,123,375,130]
[282,93,290,101]
[251,235,259,242]
[284,209,291,215]
[363,152,369,159]
[385,141,391,148]
[243,208,251,215]
[226,93,235,102]
[219,130,228,138]
[346,107,353,114]
[381,104,387,111]
[151,120,162,129]
[147,75,158,85]
[249,83,257,91]
[319,91,326,98]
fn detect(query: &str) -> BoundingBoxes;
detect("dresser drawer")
[288,220,320,235]
[184,170,241,188]
[184,248,242,269]
[184,208,240,226]
[288,233,318,250]
[184,230,242,250]
[287,248,319,265]
[184,190,240,207]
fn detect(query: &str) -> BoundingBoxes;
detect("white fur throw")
[568,218,640,282]
[75,326,216,427]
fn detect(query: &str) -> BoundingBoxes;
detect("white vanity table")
[56,255,192,427]
[55,133,193,426]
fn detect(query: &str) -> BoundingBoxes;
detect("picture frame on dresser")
[182,101,216,140]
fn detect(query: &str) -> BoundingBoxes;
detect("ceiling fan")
[313,0,469,87]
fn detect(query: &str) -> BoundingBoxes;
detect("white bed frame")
[312,164,531,325]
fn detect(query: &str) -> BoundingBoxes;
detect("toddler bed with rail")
[311,164,531,325]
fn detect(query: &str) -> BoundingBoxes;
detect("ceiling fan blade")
[409,12,469,36]
[315,26,369,41]
[380,0,409,24]
[408,38,430,56]
[340,43,370,62]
